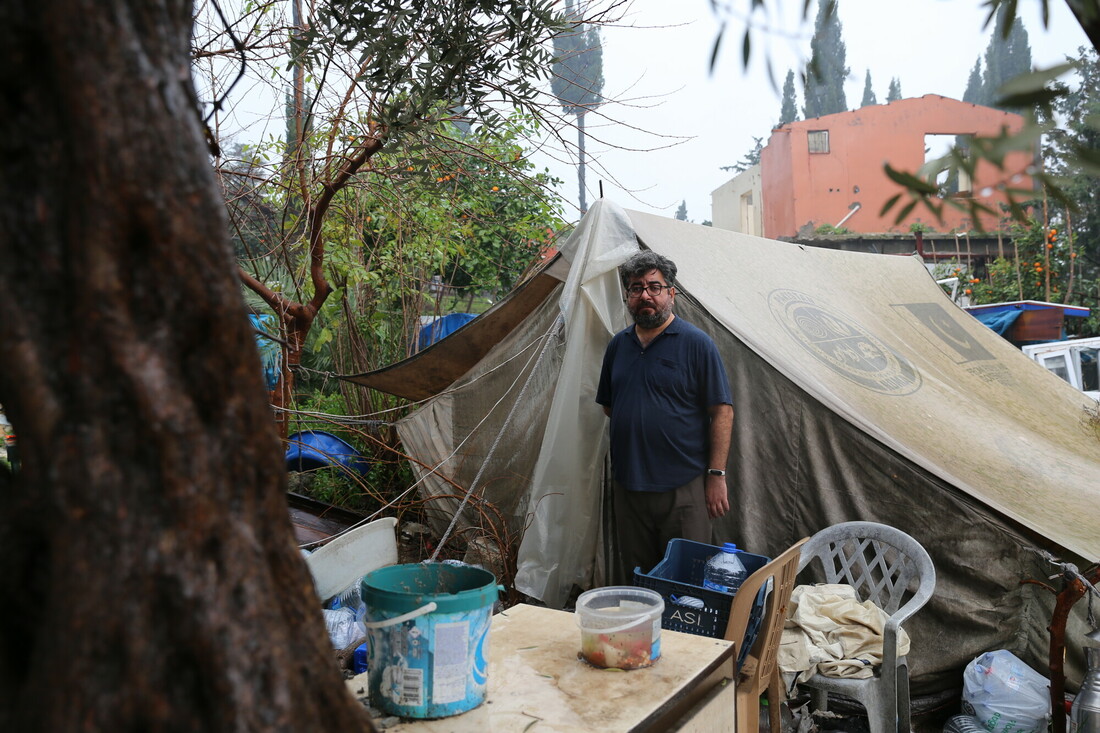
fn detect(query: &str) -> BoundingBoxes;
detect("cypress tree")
[860,70,877,107]
[675,200,688,221]
[803,0,849,119]
[779,70,800,124]
[551,0,604,214]
[963,58,986,105]
[886,77,903,103]
[728,136,764,174]
[981,3,1032,111]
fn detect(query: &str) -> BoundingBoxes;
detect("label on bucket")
[367,608,492,718]
[398,668,424,707]
[431,621,470,705]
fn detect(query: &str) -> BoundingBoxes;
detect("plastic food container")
[575,586,664,670]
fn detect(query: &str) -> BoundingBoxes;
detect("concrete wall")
[710,164,763,235]
[749,96,1032,239]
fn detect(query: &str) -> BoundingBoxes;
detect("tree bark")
[0,2,375,730]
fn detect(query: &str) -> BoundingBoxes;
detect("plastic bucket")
[360,563,499,719]
[575,586,664,670]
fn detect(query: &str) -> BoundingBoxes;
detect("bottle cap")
[722,543,739,553]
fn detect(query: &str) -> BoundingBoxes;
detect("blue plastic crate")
[633,538,770,670]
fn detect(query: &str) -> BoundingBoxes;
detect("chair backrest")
[797,521,936,620]
[724,538,809,681]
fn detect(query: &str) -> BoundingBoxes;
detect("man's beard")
[631,302,671,329]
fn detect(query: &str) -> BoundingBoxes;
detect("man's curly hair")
[619,250,677,287]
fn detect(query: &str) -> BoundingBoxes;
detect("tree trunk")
[0,2,375,730]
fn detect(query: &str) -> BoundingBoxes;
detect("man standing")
[596,250,734,581]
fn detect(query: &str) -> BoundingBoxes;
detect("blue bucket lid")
[361,562,498,615]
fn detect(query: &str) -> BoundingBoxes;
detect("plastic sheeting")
[513,202,639,603]
[250,314,282,390]
[969,308,1023,336]
[417,313,477,351]
[286,430,371,476]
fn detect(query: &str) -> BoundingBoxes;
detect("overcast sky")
[542,0,1092,224]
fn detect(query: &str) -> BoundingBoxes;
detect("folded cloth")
[778,583,910,684]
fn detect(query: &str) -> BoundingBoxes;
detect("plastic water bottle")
[702,543,748,594]
[943,715,986,733]
[1070,627,1100,733]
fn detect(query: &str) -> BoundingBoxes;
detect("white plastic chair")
[796,521,936,733]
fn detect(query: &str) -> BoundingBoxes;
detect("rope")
[295,313,561,550]
[429,312,566,562]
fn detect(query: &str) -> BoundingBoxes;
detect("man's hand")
[705,474,729,518]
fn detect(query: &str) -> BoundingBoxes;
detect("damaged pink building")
[713,95,1034,239]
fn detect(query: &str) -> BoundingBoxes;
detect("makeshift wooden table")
[347,603,737,732]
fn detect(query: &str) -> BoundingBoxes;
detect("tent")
[345,201,1100,691]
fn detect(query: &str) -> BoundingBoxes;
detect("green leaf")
[996,62,1078,95]
[879,193,902,216]
[884,164,939,195]
[709,24,725,74]
[894,200,918,224]
[995,89,1061,109]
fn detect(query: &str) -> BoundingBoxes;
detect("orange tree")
[953,216,1100,336]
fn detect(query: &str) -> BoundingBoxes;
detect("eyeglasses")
[625,283,673,298]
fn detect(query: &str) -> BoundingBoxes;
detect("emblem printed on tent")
[894,302,996,366]
[769,289,921,396]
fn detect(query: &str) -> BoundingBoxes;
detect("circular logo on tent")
[768,289,921,396]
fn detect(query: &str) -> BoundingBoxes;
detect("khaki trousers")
[613,474,712,582]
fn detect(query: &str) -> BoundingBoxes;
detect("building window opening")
[924,133,972,196]
[808,130,830,154]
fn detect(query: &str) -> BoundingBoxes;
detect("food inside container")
[575,586,664,670]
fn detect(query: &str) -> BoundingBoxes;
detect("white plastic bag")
[962,650,1050,733]
[322,607,361,650]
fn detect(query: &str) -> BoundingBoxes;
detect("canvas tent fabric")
[344,200,1100,691]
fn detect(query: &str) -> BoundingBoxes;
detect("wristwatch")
[706,468,726,477]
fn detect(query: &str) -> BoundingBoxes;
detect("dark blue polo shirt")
[596,317,732,492]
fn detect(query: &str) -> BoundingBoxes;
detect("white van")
[1021,337,1100,402]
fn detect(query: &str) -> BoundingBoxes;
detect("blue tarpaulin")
[417,312,477,351]
[250,314,282,390]
[965,300,1089,341]
[286,430,371,477]
[969,308,1023,336]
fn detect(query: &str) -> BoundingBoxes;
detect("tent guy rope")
[429,312,566,562]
